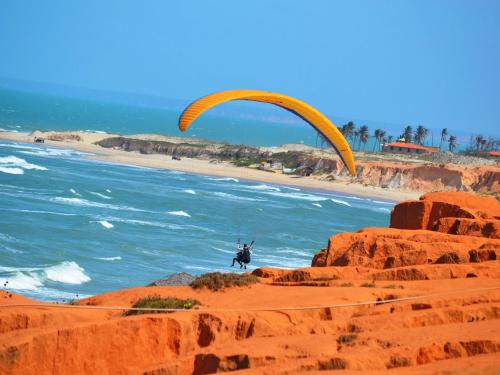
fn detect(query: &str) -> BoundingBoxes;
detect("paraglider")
[178,89,356,176]
[231,239,254,269]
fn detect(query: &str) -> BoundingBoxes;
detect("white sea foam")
[213,191,266,202]
[96,256,122,261]
[70,188,81,196]
[98,220,114,229]
[183,189,196,195]
[0,143,36,150]
[208,177,239,182]
[106,189,112,193]
[331,198,352,207]
[241,184,281,192]
[96,216,168,228]
[19,147,90,158]
[3,208,76,216]
[265,191,328,202]
[0,155,47,172]
[44,261,91,284]
[372,200,394,205]
[52,197,143,212]
[312,203,322,207]
[376,207,391,213]
[0,166,24,174]
[167,210,191,217]
[90,191,112,200]
[85,130,107,134]
[0,272,43,290]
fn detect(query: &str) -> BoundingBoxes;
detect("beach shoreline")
[0,130,420,201]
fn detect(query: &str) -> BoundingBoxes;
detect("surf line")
[1,286,499,313]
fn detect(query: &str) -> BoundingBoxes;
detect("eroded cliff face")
[313,192,500,269]
[390,192,500,237]
[2,193,499,374]
[96,137,500,195]
[96,137,269,161]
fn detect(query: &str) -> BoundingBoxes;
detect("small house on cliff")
[382,142,438,155]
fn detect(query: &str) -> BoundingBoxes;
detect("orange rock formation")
[0,192,499,374]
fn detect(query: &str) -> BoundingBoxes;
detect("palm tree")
[373,129,382,152]
[372,129,386,152]
[474,135,484,153]
[403,126,413,143]
[439,128,448,151]
[387,135,394,144]
[378,130,386,151]
[353,129,360,151]
[448,135,457,152]
[414,125,428,145]
[358,125,369,151]
[341,121,356,148]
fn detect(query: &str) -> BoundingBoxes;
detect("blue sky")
[0,0,499,135]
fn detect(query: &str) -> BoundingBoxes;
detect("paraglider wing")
[178,90,356,176]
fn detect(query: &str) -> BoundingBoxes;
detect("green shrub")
[383,284,404,289]
[337,333,357,345]
[125,295,199,316]
[190,272,259,291]
[360,282,376,288]
[339,282,353,287]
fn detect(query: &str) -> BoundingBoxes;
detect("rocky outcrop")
[313,192,500,268]
[311,227,499,268]
[96,137,269,161]
[148,272,195,286]
[390,192,500,238]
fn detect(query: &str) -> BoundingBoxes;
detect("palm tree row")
[339,122,461,153]
[468,135,499,154]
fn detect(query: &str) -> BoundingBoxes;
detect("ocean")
[0,88,392,301]
[0,88,330,148]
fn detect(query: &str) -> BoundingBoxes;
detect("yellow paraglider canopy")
[178,90,356,176]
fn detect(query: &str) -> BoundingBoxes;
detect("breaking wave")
[264,191,328,202]
[44,261,91,284]
[0,261,91,291]
[167,210,191,217]
[208,177,239,182]
[241,184,281,192]
[52,197,144,212]
[331,198,352,207]
[96,256,122,261]
[98,220,114,229]
[90,191,112,200]
[213,191,266,202]
[0,155,47,174]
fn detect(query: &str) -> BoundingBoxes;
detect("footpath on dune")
[0,192,499,374]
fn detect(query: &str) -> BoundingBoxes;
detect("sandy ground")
[0,131,420,201]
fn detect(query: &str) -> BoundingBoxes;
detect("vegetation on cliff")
[190,272,259,291]
[125,295,200,316]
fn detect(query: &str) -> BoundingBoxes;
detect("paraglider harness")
[231,240,254,269]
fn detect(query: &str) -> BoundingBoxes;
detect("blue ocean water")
[0,141,392,301]
[0,88,329,148]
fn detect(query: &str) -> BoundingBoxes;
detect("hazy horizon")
[1,0,499,138]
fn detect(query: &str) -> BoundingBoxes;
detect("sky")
[0,0,499,136]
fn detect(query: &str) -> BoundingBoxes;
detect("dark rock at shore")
[148,272,195,286]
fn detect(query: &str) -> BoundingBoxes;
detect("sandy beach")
[0,130,421,201]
